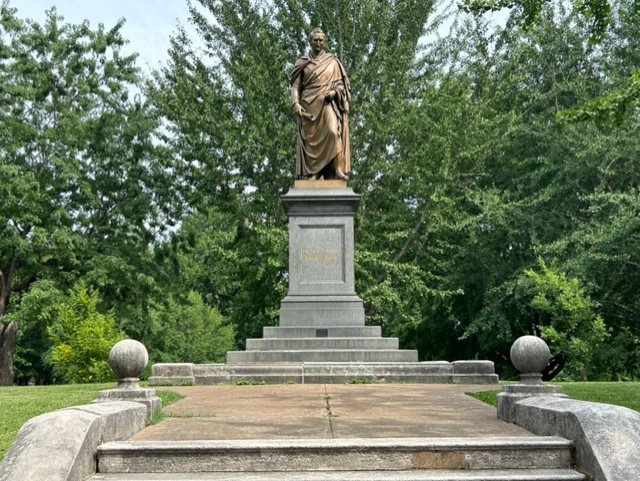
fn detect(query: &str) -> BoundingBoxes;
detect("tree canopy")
[2,0,639,384]
[0,2,177,384]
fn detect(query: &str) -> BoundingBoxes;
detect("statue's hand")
[294,103,312,120]
[325,89,336,102]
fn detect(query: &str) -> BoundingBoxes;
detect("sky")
[10,1,509,75]
[11,0,193,73]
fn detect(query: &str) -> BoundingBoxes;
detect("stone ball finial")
[510,335,550,380]
[108,339,149,389]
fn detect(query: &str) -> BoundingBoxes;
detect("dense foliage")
[1,0,639,384]
[47,283,125,383]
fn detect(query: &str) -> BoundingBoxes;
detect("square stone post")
[279,182,365,327]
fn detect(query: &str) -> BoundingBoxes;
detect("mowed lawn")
[471,381,640,412]
[0,383,114,460]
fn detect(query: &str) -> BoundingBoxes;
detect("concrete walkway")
[132,384,532,441]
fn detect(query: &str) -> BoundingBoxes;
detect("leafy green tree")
[47,282,125,383]
[460,0,640,123]
[459,0,612,44]
[446,4,640,378]
[0,4,177,384]
[158,207,287,347]
[3,280,64,384]
[147,291,235,364]
[526,259,607,380]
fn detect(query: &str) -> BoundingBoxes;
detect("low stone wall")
[0,401,146,481]
[513,396,640,481]
[149,361,499,385]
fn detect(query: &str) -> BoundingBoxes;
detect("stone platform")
[225,321,420,364]
[149,360,498,385]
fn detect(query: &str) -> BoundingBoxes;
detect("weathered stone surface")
[513,396,640,481]
[90,469,587,480]
[262,326,382,338]
[282,188,360,301]
[97,437,574,473]
[226,349,419,363]
[194,363,304,384]
[0,401,145,481]
[279,297,366,326]
[497,336,567,423]
[510,336,550,377]
[148,362,195,385]
[94,388,162,423]
[497,384,567,423]
[452,361,495,375]
[109,339,148,382]
[150,361,498,384]
[245,337,400,350]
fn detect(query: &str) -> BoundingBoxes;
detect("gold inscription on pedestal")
[303,247,340,263]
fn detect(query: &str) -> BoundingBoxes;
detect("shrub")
[47,282,125,383]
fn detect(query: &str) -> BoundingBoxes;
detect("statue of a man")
[290,28,351,181]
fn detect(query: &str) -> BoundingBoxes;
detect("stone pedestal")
[148,182,498,384]
[279,184,364,327]
[226,182,419,364]
[94,340,162,422]
[497,336,567,423]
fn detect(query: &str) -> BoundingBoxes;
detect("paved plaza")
[133,384,532,441]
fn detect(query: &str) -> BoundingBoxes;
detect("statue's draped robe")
[290,52,351,177]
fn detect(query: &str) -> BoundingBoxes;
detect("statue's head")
[308,27,326,55]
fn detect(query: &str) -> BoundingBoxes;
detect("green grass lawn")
[470,382,640,413]
[0,383,181,461]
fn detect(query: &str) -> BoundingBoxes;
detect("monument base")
[171,185,500,385]
[149,360,499,385]
[279,295,365,327]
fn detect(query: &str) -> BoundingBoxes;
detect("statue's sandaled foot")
[308,174,320,181]
[334,169,349,181]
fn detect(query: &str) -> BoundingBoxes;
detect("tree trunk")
[0,322,18,386]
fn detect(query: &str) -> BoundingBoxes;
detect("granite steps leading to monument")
[228,321,419,363]
[149,322,499,384]
[227,349,418,363]
[245,336,401,350]
[91,437,586,480]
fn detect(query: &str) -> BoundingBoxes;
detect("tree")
[437,3,640,378]
[47,282,125,383]
[147,291,235,364]
[526,259,607,380]
[460,0,640,123]
[0,4,177,384]
[3,279,64,384]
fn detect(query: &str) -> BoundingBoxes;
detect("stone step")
[96,437,577,474]
[226,349,419,363]
[245,337,400,351]
[90,468,587,480]
[149,361,499,385]
[263,326,382,338]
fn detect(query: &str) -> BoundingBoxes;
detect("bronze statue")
[290,28,351,181]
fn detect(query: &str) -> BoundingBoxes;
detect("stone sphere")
[510,335,550,374]
[108,339,148,379]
